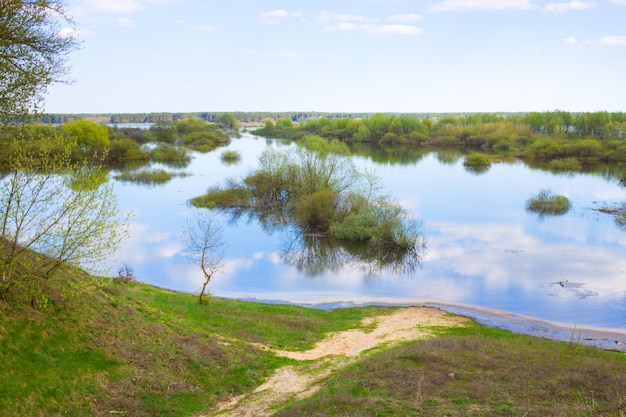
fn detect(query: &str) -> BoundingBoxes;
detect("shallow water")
[104,133,626,340]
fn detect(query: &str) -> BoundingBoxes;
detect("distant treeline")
[39,111,521,125]
[251,111,626,168]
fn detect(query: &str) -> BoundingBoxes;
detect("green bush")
[114,169,177,184]
[332,211,377,241]
[524,138,561,160]
[561,139,603,160]
[149,145,190,164]
[296,189,338,232]
[190,186,253,208]
[181,130,230,152]
[463,153,491,174]
[526,189,571,215]
[107,138,150,162]
[547,157,582,172]
[220,150,241,163]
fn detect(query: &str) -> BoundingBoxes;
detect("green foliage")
[149,144,190,165]
[463,152,491,174]
[193,142,425,269]
[0,142,128,306]
[216,113,239,130]
[181,130,230,152]
[548,157,582,172]
[106,138,150,162]
[526,189,571,216]
[191,185,253,209]
[61,120,110,151]
[524,138,561,160]
[296,188,338,231]
[220,149,241,163]
[150,121,177,143]
[353,124,371,142]
[175,117,209,134]
[114,169,186,185]
[0,0,79,121]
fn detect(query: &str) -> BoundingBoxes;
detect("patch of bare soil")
[206,306,468,417]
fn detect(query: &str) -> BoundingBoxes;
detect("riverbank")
[2,277,626,416]
[229,297,626,353]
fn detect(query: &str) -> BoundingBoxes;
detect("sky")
[45,0,626,114]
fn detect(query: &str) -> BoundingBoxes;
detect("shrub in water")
[548,157,582,172]
[463,153,491,174]
[526,189,571,215]
[220,150,241,163]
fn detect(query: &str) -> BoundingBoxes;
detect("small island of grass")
[463,152,491,174]
[526,189,571,215]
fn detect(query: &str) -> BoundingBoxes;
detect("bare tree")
[182,211,225,304]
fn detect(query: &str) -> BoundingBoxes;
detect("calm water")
[105,133,626,343]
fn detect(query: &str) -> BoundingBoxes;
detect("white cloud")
[259,9,302,25]
[58,26,95,38]
[608,0,626,4]
[544,1,596,13]
[563,36,578,44]
[192,24,217,33]
[57,27,79,38]
[387,13,423,22]
[324,23,423,36]
[428,0,533,12]
[115,17,135,27]
[598,35,626,46]
[318,11,368,23]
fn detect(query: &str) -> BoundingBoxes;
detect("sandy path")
[207,306,467,417]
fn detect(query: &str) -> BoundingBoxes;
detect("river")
[105,132,626,349]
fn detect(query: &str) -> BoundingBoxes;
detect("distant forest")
[38,111,523,125]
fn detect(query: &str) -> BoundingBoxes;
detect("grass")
[220,149,242,164]
[275,324,626,417]
[463,152,491,174]
[149,144,191,166]
[3,250,626,416]
[548,157,582,172]
[114,168,190,185]
[0,275,388,416]
[526,189,572,216]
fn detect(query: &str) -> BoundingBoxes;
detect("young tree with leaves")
[0,0,79,121]
[0,137,128,306]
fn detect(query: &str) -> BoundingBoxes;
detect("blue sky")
[46,0,626,113]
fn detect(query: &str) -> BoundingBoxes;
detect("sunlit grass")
[114,168,189,184]
[526,189,571,215]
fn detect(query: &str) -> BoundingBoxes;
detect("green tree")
[0,0,79,121]
[62,120,110,151]
[217,113,239,130]
[151,120,177,143]
[353,125,371,142]
[0,140,128,306]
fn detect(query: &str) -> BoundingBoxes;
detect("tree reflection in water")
[279,227,425,277]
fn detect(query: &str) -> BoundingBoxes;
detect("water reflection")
[102,133,626,335]
[279,228,424,276]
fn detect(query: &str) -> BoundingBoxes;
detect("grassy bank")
[1,276,626,416]
[0,277,385,416]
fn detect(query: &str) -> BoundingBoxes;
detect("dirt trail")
[206,306,468,417]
